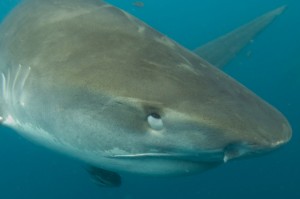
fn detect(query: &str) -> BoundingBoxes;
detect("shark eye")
[147,113,164,130]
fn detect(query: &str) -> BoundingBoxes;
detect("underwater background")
[0,0,299,198]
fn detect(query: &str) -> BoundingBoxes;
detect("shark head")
[0,0,292,179]
[73,62,291,176]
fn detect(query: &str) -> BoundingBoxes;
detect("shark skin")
[0,0,292,186]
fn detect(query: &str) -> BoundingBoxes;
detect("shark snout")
[257,112,292,149]
[222,118,292,162]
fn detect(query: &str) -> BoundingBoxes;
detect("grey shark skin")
[0,0,292,182]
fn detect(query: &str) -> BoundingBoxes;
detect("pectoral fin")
[194,6,286,68]
[87,166,121,187]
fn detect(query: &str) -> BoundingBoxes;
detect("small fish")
[133,1,144,8]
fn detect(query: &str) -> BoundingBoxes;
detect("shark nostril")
[223,142,254,163]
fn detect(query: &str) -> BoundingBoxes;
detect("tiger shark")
[0,0,292,187]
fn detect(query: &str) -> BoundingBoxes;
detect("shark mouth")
[106,140,279,164]
[108,151,226,163]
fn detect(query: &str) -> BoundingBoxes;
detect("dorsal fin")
[87,166,121,187]
[194,6,286,68]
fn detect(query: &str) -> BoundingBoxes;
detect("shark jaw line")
[107,151,226,163]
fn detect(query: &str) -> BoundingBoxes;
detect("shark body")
[0,0,291,187]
